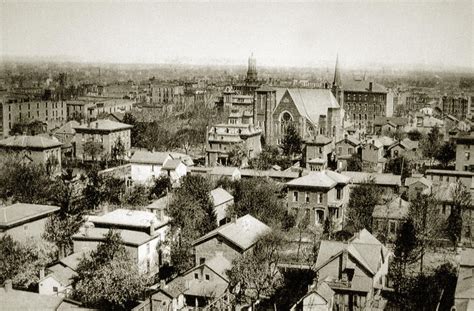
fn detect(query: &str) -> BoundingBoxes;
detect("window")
[147,243,150,254]
[205,274,210,281]
[293,191,298,202]
[389,221,397,234]
[53,286,58,293]
[465,152,470,161]
[305,192,310,203]
[337,188,342,200]
[194,273,199,280]
[199,258,205,265]
[317,193,322,204]
[338,147,342,155]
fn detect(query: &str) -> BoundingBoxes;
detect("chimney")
[231,215,237,223]
[149,218,156,236]
[4,279,12,292]
[160,280,166,289]
[344,133,348,139]
[95,122,99,129]
[369,82,373,92]
[39,268,45,279]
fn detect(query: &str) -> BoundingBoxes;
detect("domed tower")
[246,53,258,83]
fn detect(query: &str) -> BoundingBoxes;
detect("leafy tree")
[229,177,286,227]
[73,230,150,310]
[408,192,443,272]
[281,123,303,158]
[167,175,216,273]
[0,236,57,288]
[227,231,283,309]
[81,168,104,210]
[346,153,363,171]
[346,178,382,232]
[249,145,280,170]
[10,120,46,136]
[384,155,412,181]
[228,143,248,167]
[407,130,423,141]
[393,218,418,273]
[83,139,104,161]
[446,181,471,249]
[174,127,202,154]
[0,158,53,204]
[44,170,86,258]
[121,184,150,208]
[420,126,442,165]
[150,175,171,199]
[435,141,456,168]
[111,137,126,163]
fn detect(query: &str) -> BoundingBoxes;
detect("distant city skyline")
[1,1,472,70]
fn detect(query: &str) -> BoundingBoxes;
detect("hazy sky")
[1,1,472,69]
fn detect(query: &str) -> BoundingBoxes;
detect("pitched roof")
[87,209,160,229]
[405,176,432,188]
[72,227,157,246]
[162,159,183,170]
[53,120,79,135]
[0,135,62,149]
[336,136,361,146]
[373,197,410,219]
[377,136,395,147]
[424,182,456,202]
[210,166,240,176]
[0,203,60,228]
[130,150,171,165]
[239,169,300,179]
[210,188,234,206]
[59,249,91,271]
[343,80,387,93]
[283,88,340,125]
[460,248,474,267]
[341,171,401,186]
[287,170,351,188]
[306,135,333,145]
[0,286,85,310]
[73,119,133,131]
[45,264,76,286]
[373,116,408,127]
[193,214,270,251]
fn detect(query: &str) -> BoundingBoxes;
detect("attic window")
[205,274,210,281]
[194,273,199,280]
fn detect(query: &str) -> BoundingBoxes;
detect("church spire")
[333,54,342,88]
[246,52,257,83]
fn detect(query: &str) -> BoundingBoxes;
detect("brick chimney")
[369,82,373,92]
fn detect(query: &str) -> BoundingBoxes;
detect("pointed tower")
[331,54,343,107]
[246,52,258,83]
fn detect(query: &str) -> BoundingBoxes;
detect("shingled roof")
[0,135,62,149]
[0,203,60,228]
[286,170,351,188]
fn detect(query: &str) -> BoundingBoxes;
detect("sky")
[1,1,473,69]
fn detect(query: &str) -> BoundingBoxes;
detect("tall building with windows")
[454,134,474,171]
[0,97,67,137]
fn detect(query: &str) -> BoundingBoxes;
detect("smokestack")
[369,82,373,92]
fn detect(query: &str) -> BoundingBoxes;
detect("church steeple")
[246,52,257,83]
[332,54,342,88]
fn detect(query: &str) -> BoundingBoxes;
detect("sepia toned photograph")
[0,0,473,310]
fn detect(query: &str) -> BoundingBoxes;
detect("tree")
[393,218,419,273]
[228,143,248,167]
[73,230,150,310]
[407,130,423,141]
[435,141,456,168]
[346,153,363,171]
[0,236,57,289]
[280,123,303,158]
[229,177,287,227]
[249,145,280,170]
[408,192,443,272]
[0,157,53,204]
[150,175,171,199]
[111,137,126,163]
[44,170,86,258]
[10,120,46,136]
[83,139,104,161]
[420,126,442,166]
[346,178,382,232]
[174,127,202,154]
[121,184,150,208]
[384,156,412,181]
[227,231,284,309]
[446,181,471,249]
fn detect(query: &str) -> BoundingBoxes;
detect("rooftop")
[74,119,133,132]
[343,80,387,93]
[286,170,351,188]
[210,187,234,206]
[341,171,401,186]
[0,203,60,228]
[306,135,333,145]
[130,150,171,165]
[373,197,410,220]
[162,159,183,170]
[87,208,163,229]
[72,227,157,246]
[193,214,270,251]
[0,135,62,149]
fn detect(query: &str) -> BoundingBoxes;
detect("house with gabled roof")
[210,187,234,226]
[290,281,335,311]
[272,88,343,145]
[286,170,351,229]
[372,197,410,242]
[192,214,270,267]
[387,138,420,160]
[141,252,232,311]
[314,229,391,311]
[0,203,60,242]
[304,135,334,171]
[39,249,90,297]
[335,135,361,170]
[130,150,172,184]
[405,174,432,201]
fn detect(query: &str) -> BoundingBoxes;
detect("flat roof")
[0,203,60,228]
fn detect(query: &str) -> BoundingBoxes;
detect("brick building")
[441,95,469,120]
